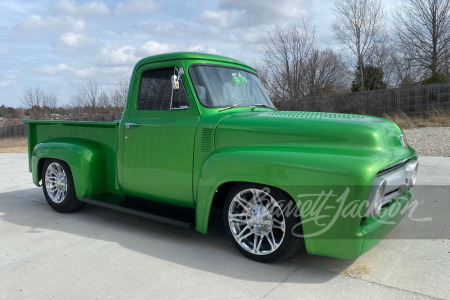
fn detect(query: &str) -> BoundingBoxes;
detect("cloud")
[115,0,159,15]
[14,0,160,41]
[218,0,309,25]
[197,0,312,49]
[201,0,309,29]
[16,14,47,31]
[98,41,172,66]
[52,0,159,17]
[187,45,218,54]
[145,22,193,38]
[100,44,140,65]
[59,32,91,48]
[105,41,218,63]
[14,14,85,39]
[0,70,20,87]
[201,10,238,28]
[136,41,171,57]
[41,63,94,77]
[53,0,110,17]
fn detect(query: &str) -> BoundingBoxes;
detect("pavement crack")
[259,263,304,300]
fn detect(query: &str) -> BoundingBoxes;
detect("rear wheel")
[223,183,303,262]
[42,159,85,213]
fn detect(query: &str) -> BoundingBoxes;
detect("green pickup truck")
[24,52,418,262]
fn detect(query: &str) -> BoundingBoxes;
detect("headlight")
[367,178,386,217]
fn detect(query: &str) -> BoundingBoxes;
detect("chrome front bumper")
[378,159,419,204]
[367,159,419,216]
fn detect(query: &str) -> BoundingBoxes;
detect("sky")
[0,0,394,107]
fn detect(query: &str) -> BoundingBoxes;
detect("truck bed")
[24,120,120,194]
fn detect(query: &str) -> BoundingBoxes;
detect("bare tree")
[110,80,128,111]
[70,96,84,120]
[262,21,316,103]
[21,86,42,119]
[394,0,450,83]
[390,45,421,86]
[42,91,58,113]
[304,49,349,97]
[72,81,101,117]
[98,91,110,113]
[366,41,396,87]
[332,0,386,91]
[262,22,348,107]
[21,86,58,119]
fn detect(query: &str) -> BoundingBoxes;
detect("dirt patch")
[343,264,375,279]
[0,137,28,153]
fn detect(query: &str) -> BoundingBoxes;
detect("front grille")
[377,158,411,175]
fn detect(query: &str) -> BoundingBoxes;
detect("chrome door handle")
[125,123,140,129]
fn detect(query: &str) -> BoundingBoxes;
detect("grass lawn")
[385,110,450,129]
[0,137,28,153]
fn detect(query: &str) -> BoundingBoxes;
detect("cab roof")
[134,52,256,73]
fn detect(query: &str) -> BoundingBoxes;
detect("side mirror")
[171,75,179,90]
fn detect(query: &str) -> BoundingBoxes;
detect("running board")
[81,196,194,229]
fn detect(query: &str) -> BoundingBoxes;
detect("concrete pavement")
[0,154,449,299]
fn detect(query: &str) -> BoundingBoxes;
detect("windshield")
[189,65,275,108]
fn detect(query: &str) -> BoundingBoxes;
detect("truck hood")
[215,111,415,162]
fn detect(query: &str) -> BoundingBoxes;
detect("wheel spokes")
[230,212,247,218]
[254,235,263,254]
[239,231,253,243]
[228,187,286,256]
[236,225,250,238]
[230,218,247,224]
[49,164,58,174]
[45,162,68,204]
[235,195,252,212]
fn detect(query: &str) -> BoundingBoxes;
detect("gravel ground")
[404,127,450,157]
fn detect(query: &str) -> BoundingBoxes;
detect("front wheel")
[223,183,303,262]
[42,159,85,213]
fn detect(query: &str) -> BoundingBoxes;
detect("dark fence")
[0,124,27,138]
[70,112,123,121]
[275,82,450,116]
[94,112,123,122]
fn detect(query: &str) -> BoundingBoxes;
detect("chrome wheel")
[228,188,286,255]
[45,162,68,204]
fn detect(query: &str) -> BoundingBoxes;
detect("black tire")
[223,183,304,263]
[42,159,85,213]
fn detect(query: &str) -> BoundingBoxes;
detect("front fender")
[32,139,106,200]
[195,147,389,256]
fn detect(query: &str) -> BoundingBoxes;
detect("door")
[120,61,200,208]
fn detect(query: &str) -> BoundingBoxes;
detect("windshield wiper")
[251,104,275,110]
[218,103,275,112]
[218,103,243,112]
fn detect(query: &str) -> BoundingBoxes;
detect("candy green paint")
[24,52,417,259]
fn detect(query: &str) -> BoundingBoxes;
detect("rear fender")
[32,139,106,200]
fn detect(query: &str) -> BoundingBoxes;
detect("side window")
[138,67,190,110]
